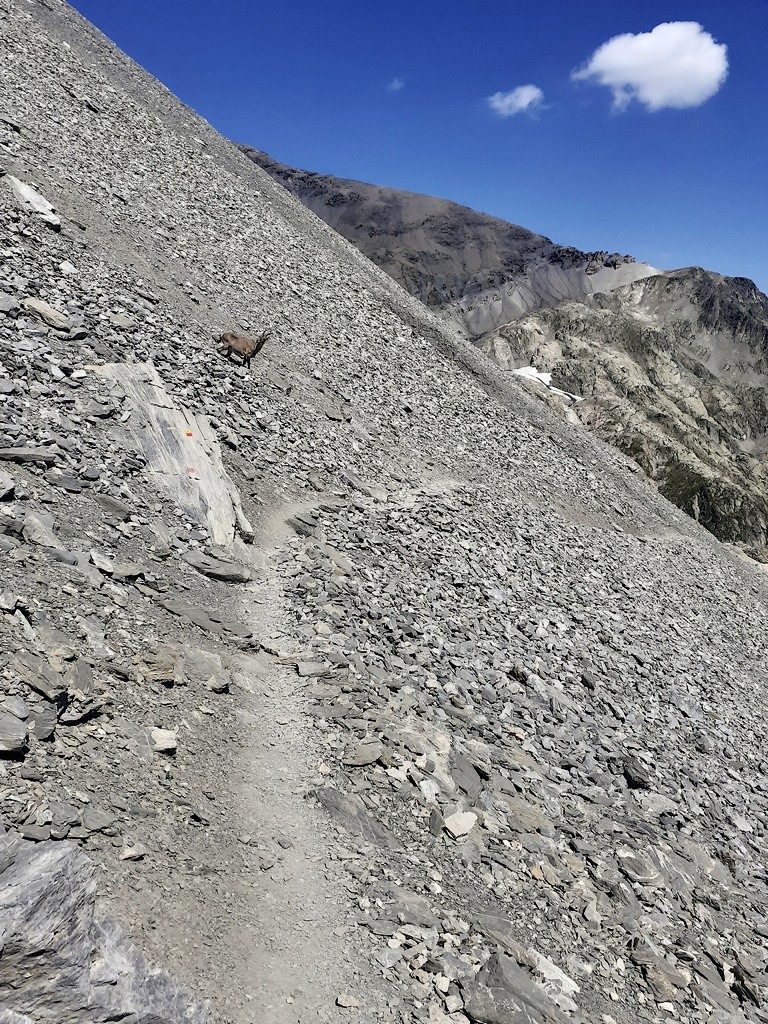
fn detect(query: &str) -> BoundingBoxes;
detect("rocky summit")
[243,149,768,557]
[1,4,768,1024]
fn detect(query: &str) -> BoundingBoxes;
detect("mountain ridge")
[240,146,660,337]
[242,146,768,554]
[481,267,768,551]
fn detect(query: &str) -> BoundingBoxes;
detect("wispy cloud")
[387,77,405,92]
[572,22,728,112]
[487,84,545,118]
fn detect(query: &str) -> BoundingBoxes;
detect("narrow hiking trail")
[88,360,386,1023]
[224,540,382,1024]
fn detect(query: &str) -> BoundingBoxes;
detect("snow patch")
[513,366,583,405]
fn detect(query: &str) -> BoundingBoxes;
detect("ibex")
[217,330,272,369]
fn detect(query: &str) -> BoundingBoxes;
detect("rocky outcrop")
[0,828,210,1023]
[240,147,658,337]
[480,268,768,553]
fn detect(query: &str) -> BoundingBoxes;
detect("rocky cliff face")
[480,269,768,554]
[2,4,768,1024]
[240,147,659,337]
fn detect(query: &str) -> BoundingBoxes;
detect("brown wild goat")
[217,330,272,369]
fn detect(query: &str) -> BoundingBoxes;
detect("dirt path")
[219,522,379,1024]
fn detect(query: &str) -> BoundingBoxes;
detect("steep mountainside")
[480,269,768,553]
[240,147,658,337]
[243,148,768,555]
[2,4,768,1024]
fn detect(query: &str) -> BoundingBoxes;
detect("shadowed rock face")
[239,147,658,338]
[480,268,768,553]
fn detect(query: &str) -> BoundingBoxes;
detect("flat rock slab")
[444,811,478,839]
[340,469,389,503]
[28,705,56,741]
[22,296,71,331]
[181,646,232,693]
[616,848,665,886]
[0,447,57,466]
[159,596,252,638]
[1,696,29,719]
[96,362,253,546]
[463,953,573,1024]
[110,311,138,331]
[11,652,68,706]
[451,750,483,801]
[111,561,146,581]
[6,175,61,230]
[472,921,582,1015]
[23,513,60,548]
[381,884,440,928]
[296,661,328,677]
[89,549,115,574]
[342,740,383,767]
[182,550,251,583]
[119,843,148,861]
[475,915,533,964]
[314,786,396,849]
[0,710,28,756]
[92,493,132,520]
[150,727,178,754]
[81,807,117,833]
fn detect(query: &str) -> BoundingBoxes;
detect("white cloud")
[387,77,405,92]
[572,22,728,112]
[487,84,545,118]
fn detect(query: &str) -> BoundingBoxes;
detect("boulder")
[0,832,210,1022]
[0,711,27,757]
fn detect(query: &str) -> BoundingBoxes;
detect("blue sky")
[70,1,767,291]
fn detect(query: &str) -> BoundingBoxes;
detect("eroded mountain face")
[240,147,658,337]
[244,148,768,555]
[480,269,768,554]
